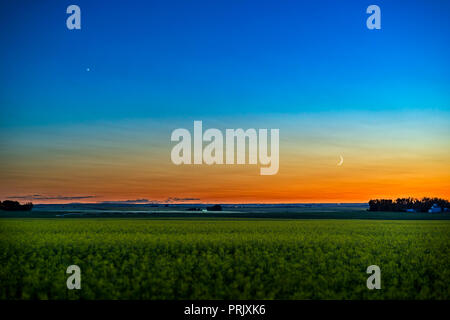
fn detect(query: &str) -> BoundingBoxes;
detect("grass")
[0,218,449,299]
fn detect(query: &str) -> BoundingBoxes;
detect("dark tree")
[0,200,33,211]
[368,197,449,212]
[207,204,222,211]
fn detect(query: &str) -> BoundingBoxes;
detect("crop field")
[0,218,449,299]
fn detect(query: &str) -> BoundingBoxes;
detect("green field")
[1,218,449,299]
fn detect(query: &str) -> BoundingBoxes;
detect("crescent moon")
[337,155,344,166]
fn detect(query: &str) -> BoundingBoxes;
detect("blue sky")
[1,0,449,127]
[0,1,449,203]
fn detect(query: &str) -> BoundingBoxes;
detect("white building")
[428,204,442,213]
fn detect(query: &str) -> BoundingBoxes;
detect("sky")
[0,0,449,203]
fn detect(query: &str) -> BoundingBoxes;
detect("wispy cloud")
[7,195,97,201]
[5,195,200,204]
[164,197,200,203]
[100,199,158,204]
[100,197,201,204]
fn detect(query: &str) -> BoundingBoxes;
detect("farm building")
[428,204,442,213]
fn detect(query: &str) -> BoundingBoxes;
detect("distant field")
[2,207,450,220]
[1,218,449,299]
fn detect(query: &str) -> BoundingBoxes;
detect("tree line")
[368,197,449,212]
[0,200,33,211]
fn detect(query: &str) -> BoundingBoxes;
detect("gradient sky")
[0,0,449,203]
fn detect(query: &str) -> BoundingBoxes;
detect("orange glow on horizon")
[1,115,449,204]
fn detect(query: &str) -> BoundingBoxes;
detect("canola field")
[0,218,449,299]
